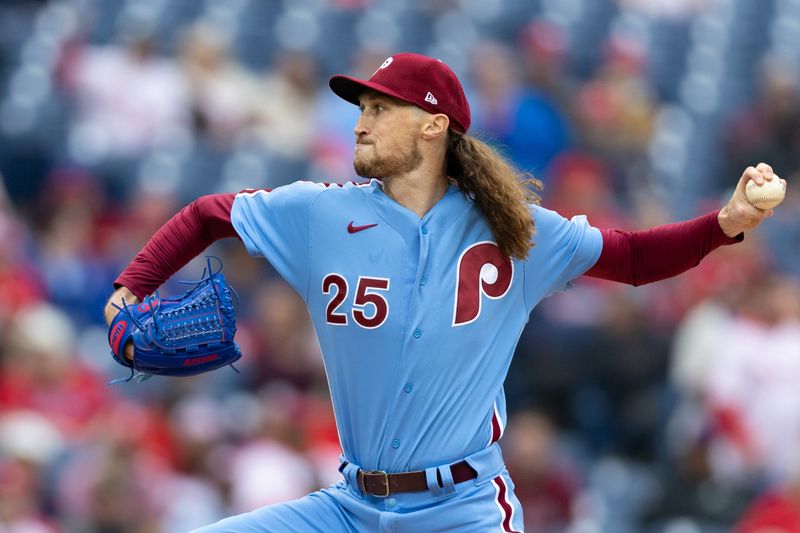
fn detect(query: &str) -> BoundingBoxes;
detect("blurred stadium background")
[0,0,799,531]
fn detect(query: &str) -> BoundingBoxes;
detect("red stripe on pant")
[493,475,522,532]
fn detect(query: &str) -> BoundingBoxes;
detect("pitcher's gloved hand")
[107,258,241,382]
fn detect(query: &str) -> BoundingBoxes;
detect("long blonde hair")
[446,131,542,260]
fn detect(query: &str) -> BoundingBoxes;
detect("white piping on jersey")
[234,179,379,199]
[235,189,271,198]
[297,179,380,189]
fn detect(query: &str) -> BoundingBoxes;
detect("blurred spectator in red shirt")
[0,411,63,533]
[544,151,629,229]
[0,183,43,329]
[574,34,656,197]
[736,485,800,533]
[504,410,580,532]
[0,303,109,438]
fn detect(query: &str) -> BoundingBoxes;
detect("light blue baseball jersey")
[231,179,602,473]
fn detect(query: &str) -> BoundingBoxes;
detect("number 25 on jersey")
[323,274,390,329]
[321,241,513,330]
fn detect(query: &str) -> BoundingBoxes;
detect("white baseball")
[745,177,786,209]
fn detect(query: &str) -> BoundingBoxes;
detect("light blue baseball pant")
[191,443,525,532]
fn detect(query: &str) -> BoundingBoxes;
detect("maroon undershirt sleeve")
[114,193,240,300]
[584,209,743,286]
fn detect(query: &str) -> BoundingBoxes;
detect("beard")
[353,142,423,178]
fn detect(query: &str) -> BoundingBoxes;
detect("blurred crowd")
[0,0,800,532]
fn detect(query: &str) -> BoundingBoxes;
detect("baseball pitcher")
[104,53,782,532]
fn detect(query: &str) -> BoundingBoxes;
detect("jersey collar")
[363,180,473,244]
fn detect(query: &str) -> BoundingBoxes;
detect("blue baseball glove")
[107,258,242,383]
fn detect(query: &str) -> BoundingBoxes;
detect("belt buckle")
[360,469,390,498]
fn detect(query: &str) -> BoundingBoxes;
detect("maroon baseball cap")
[329,53,471,133]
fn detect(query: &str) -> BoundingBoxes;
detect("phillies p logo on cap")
[329,53,471,133]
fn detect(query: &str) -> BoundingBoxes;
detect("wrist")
[717,206,742,239]
[104,287,139,325]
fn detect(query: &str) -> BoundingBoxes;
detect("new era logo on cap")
[329,53,471,133]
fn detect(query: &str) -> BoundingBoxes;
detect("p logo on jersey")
[453,242,513,326]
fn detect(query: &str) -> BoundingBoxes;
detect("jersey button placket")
[412,328,422,339]
[417,223,430,290]
[404,383,413,393]
[392,439,400,449]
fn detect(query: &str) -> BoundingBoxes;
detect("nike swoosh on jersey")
[347,221,378,233]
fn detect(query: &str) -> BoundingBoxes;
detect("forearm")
[115,193,238,299]
[585,210,742,286]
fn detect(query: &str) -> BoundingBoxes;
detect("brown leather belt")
[345,461,477,497]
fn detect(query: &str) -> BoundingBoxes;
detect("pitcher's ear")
[421,113,450,140]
